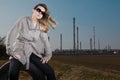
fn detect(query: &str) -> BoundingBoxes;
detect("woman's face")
[33,6,46,19]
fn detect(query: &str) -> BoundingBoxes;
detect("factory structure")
[53,17,120,55]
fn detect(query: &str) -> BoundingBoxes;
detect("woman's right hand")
[13,54,21,59]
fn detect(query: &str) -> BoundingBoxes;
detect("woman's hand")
[40,57,49,64]
[13,54,21,59]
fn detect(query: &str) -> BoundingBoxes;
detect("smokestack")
[77,27,79,50]
[93,26,96,50]
[60,33,62,51]
[90,38,92,50]
[98,39,100,50]
[80,41,82,50]
[73,17,76,50]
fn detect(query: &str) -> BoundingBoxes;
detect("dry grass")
[1,55,120,80]
[50,55,120,80]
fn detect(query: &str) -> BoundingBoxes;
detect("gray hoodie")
[6,16,52,69]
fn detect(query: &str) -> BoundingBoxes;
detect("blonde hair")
[34,3,57,32]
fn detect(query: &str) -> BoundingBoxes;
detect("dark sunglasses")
[35,8,45,15]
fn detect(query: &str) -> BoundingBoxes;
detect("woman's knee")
[9,59,21,76]
[28,63,45,80]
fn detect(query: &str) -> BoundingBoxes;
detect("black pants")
[0,61,45,80]
[0,61,10,80]
[8,58,45,80]
[30,53,56,80]
[8,53,56,80]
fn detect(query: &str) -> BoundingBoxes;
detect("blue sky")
[0,0,120,50]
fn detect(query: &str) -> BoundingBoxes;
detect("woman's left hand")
[40,57,49,64]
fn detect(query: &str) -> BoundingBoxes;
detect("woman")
[6,3,57,80]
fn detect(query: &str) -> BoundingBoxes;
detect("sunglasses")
[35,8,45,15]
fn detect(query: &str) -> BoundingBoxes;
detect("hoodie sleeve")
[6,17,33,56]
[6,18,21,56]
[40,31,52,61]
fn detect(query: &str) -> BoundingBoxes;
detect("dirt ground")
[1,55,120,80]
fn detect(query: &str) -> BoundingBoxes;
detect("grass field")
[1,55,120,80]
